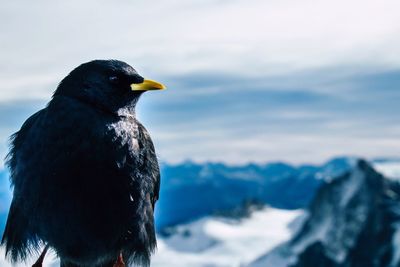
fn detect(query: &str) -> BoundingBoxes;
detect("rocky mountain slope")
[250,160,400,267]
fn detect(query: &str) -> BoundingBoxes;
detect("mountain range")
[156,157,355,229]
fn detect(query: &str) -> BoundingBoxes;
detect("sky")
[0,0,400,167]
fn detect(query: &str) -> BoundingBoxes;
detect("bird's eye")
[109,76,119,83]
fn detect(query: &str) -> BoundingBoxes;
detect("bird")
[1,60,165,267]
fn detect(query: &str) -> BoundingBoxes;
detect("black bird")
[1,60,165,267]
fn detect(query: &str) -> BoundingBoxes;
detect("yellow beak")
[131,79,166,91]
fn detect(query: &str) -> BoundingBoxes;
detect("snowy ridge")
[291,167,368,263]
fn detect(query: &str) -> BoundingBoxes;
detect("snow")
[152,208,303,267]
[373,160,400,180]
[340,168,363,207]
[249,246,296,267]
[291,213,333,255]
[160,218,219,253]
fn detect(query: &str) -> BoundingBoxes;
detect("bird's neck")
[116,107,136,119]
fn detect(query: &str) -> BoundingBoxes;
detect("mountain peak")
[250,160,399,267]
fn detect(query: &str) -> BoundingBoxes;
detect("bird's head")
[54,60,165,114]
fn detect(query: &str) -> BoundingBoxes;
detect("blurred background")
[1,0,400,266]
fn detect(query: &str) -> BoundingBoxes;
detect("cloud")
[0,67,399,166]
[0,0,399,165]
[135,68,400,163]
[1,0,400,100]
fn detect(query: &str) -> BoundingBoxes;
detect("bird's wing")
[136,122,160,210]
[2,97,110,261]
[5,109,45,186]
[2,108,45,261]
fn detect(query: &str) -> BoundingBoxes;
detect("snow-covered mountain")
[250,160,400,267]
[156,157,354,229]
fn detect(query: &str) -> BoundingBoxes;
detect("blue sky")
[0,0,399,166]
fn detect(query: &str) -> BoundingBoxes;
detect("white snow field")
[373,159,400,180]
[152,208,303,267]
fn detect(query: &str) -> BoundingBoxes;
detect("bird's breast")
[106,118,140,157]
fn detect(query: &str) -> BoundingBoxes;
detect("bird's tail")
[1,199,40,262]
[60,258,121,267]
